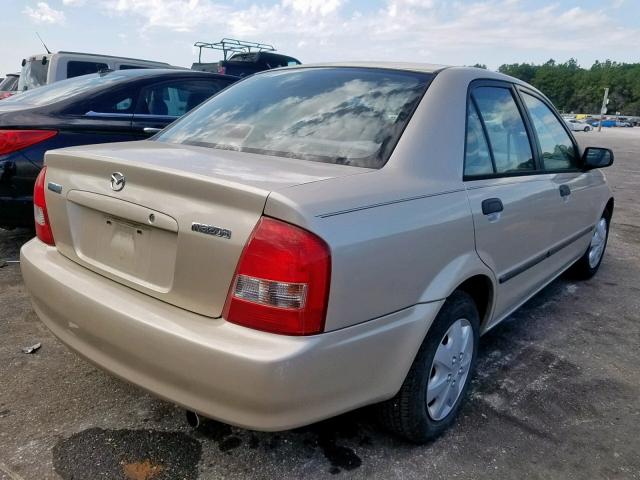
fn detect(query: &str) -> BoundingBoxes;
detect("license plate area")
[68,203,178,292]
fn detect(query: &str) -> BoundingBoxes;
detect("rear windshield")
[2,71,133,107]
[18,58,49,91]
[0,75,19,91]
[155,68,432,168]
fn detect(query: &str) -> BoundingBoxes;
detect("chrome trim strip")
[84,111,133,118]
[133,113,179,120]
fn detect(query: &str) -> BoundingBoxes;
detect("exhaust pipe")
[185,410,201,429]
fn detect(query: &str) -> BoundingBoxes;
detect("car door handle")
[559,184,571,197]
[481,198,504,215]
[143,127,163,134]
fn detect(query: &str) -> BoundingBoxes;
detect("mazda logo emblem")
[110,172,125,191]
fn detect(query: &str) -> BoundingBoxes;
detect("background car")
[0,68,237,229]
[192,38,301,77]
[565,119,592,132]
[18,51,178,91]
[216,52,301,77]
[592,119,617,128]
[0,73,20,99]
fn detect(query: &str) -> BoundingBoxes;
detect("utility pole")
[598,87,609,132]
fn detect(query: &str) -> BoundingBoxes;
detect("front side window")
[67,61,109,79]
[472,86,534,174]
[464,101,494,177]
[155,68,432,169]
[521,92,578,171]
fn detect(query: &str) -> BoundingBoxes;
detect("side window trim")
[84,111,133,118]
[464,79,540,181]
[509,84,543,172]
[514,86,581,172]
[470,94,497,173]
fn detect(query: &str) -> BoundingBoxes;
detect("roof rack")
[194,38,276,63]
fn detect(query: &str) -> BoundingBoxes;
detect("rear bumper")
[20,239,443,431]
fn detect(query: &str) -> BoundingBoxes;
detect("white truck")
[18,51,177,91]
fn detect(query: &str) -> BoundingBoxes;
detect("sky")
[2,0,639,76]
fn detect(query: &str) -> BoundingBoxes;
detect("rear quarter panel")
[265,68,506,332]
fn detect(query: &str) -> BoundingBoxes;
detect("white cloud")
[93,0,639,68]
[23,2,66,24]
[100,0,230,32]
[282,0,342,16]
[63,0,86,5]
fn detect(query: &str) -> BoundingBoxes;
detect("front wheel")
[584,126,590,132]
[377,291,480,443]
[569,215,609,279]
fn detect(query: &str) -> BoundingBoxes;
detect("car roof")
[284,61,448,73]
[92,68,235,79]
[274,62,533,85]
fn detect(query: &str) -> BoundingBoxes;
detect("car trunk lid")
[43,141,365,317]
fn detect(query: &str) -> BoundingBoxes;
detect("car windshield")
[2,71,133,107]
[155,68,432,168]
[18,58,49,91]
[0,75,19,91]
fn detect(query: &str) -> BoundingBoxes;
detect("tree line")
[495,59,640,116]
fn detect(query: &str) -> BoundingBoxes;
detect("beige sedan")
[21,63,614,442]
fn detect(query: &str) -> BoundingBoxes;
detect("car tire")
[584,126,590,132]
[377,290,480,443]
[568,212,610,280]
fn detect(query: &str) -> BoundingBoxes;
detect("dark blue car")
[0,68,237,229]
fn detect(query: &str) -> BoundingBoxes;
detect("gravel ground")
[1,128,639,480]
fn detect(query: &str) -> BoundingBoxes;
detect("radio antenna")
[36,32,52,54]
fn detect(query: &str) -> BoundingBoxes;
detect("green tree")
[497,59,640,116]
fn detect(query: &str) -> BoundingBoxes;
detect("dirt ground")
[1,128,639,480]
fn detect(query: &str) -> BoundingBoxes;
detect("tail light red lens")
[0,129,57,155]
[223,217,331,335]
[217,65,226,75]
[33,166,55,246]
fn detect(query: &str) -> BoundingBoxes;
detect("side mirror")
[582,147,614,169]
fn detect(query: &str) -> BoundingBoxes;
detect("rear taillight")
[217,65,226,75]
[0,129,57,155]
[33,166,55,246]
[223,217,331,335]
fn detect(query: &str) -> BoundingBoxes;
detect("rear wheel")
[584,126,590,132]
[377,291,480,443]
[569,214,609,279]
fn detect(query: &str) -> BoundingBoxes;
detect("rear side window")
[472,87,534,174]
[521,92,578,171]
[464,101,494,176]
[67,61,109,79]
[155,68,432,169]
[136,79,230,117]
[119,65,150,70]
